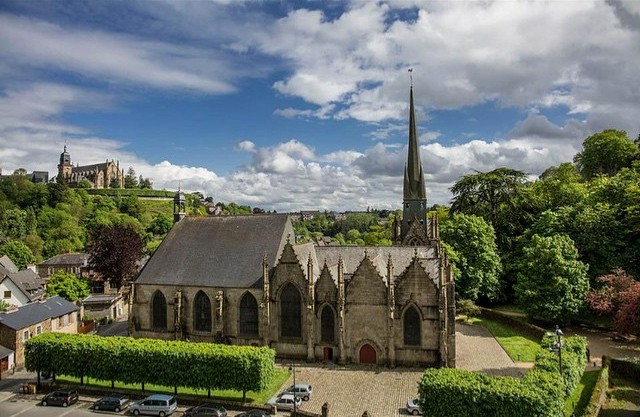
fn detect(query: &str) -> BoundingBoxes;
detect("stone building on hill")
[129,87,456,367]
[57,146,124,189]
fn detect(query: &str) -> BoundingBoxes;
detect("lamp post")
[549,325,563,375]
[289,362,297,416]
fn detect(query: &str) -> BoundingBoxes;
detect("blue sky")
[1,0,639,211]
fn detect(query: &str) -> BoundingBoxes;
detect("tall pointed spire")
[401,70,428,243]
[404,81,426,200]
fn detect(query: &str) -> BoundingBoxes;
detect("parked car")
[184,403,227,417]
[91,394,130,412]
[234,410,270,417]
[130,394,177,416]
[407,398,421,415]
[266,393,302,411]
[281,383,313,401]
[41,389,79,407]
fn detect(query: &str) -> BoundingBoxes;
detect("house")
[0,256,45,308]
[129,87,456,368]
[81,293,127,321]
[0,296,78,369]
[36,253,90,280]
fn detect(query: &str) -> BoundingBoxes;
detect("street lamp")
[289,362,297,416]
[548,325,563,375]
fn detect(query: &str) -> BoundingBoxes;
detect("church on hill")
[57,146,124,189]
[129,87,456,368]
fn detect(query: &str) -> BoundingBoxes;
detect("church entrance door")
[323,347,334,361]
[359,344,376,364]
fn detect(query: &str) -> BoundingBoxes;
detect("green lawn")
[564,369,600,417]
[601,374,640,415]
[468,317,541,362]
[56,367,290,405]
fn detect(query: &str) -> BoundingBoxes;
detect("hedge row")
[25,333,275,394]
[582,358,609,417]
[417,335,587,417]
[87,189,176,198]
[610,357,640,383]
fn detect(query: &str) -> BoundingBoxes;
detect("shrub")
[456,299,481,318]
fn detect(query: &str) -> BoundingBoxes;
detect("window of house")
[194,291,212,332]
[23,330,30,341]
[69,313,74,323]
[152,291,167,330]
[62,315,68,326]
[403,306,421,346]
[280,283,302,338]
[3,290,10,299]
[36,325,42,335]
[320,305,335,343]
[239,292,259,336]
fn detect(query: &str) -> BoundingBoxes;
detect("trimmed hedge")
[418,335,586,417]
[610,357,640,383]
[87,189,176,198]
[582,360,609,417]
[25,333,275,393]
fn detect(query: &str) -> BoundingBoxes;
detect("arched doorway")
[359,344,376,364]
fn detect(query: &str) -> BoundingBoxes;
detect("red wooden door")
[359,344,376,364]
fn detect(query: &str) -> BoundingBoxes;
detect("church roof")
[403,86,427,201]
[135,215,293,288]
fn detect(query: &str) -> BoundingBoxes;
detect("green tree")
[88,224,145,289]
[532,163,586,211]
[124,167,138,189]
[441,214,502,302]
[46,270,90,301]
[0,240,36,269]
[0,208,27,239]
[515,234,589,322]
[574,129,639,179]
[0,299,9,312]
[77,179,93,189]
[147,212,173,236]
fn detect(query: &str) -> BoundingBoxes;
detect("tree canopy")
[0,240,36,270]
[573,129,639,179]
[46,270,90,301]
[87,224,145,289]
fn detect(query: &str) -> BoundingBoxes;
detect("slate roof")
[0,255,18,273]
[135,215,294,288]
[39,253,88,266]
[11,269,44,293]
[0,344,13,359]
[0,275,32,301]
[83,294,118,304]
[0,296,78,330]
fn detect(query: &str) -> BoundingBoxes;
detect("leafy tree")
[77,179,93,189]
[46,270,90,301]
[574,129,639,179]
[441,214,502,302]
[147,212,173,236]
[0,299,9,312]
[88,224,145,289]
[0,240,36,269]
[363,224,392,246]
[46,182,69,207]
[124,167,138,189]
[22,234,44,262]
[37,206,85,258]
[0,208,27,240]
[138,175,152,189]
[514,234,589,323]
[533,163,586,211]
[587,269,640,335]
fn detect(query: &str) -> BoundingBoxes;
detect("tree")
[441,214,502,302]
[0,299,9,312]
[533,163,587,211]
[124,167,138,189]
[587,269,640,335]
[0,208,27,240]
[147,212,173,236]
[138,175,152,189]
[0,240,36,270]
[77,179,93,189]
[514,234,589,322]
[574,130,639,179]
[46,270,90,302]
[88,224,145,289]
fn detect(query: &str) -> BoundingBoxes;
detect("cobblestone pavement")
[281,322,519,417]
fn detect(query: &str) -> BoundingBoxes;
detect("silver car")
[281,383,313,401]
[130,394,177,416]
[407,398,421,415]
[266,393,302,411]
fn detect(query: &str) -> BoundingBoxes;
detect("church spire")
[404,82,426,200]
[401,70,428,243]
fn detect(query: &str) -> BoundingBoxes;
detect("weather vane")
[408,68,413,88]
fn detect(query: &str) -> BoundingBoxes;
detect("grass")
[56,367,290,405]
[602,374,640,413]
[564,369,600,417]
[467,316,541,362]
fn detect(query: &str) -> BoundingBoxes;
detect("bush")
[25,333,276,394]
[456,299,481,318]
[418,335,586,417]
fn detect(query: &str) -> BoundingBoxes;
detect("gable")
[346,254,387,306]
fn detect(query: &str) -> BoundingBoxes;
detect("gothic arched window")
[403,305,421,346]
[320,305,335,343]
[280,283,302,338]
[239,292,259,336]
[194,291,212,332]
[151,291,167,330]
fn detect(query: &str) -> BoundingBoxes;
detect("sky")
[1,0,639,212]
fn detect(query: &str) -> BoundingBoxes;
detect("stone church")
[129,88,456,367]
[57,146,124,189]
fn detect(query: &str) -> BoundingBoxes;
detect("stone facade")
[57,146,124,189]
